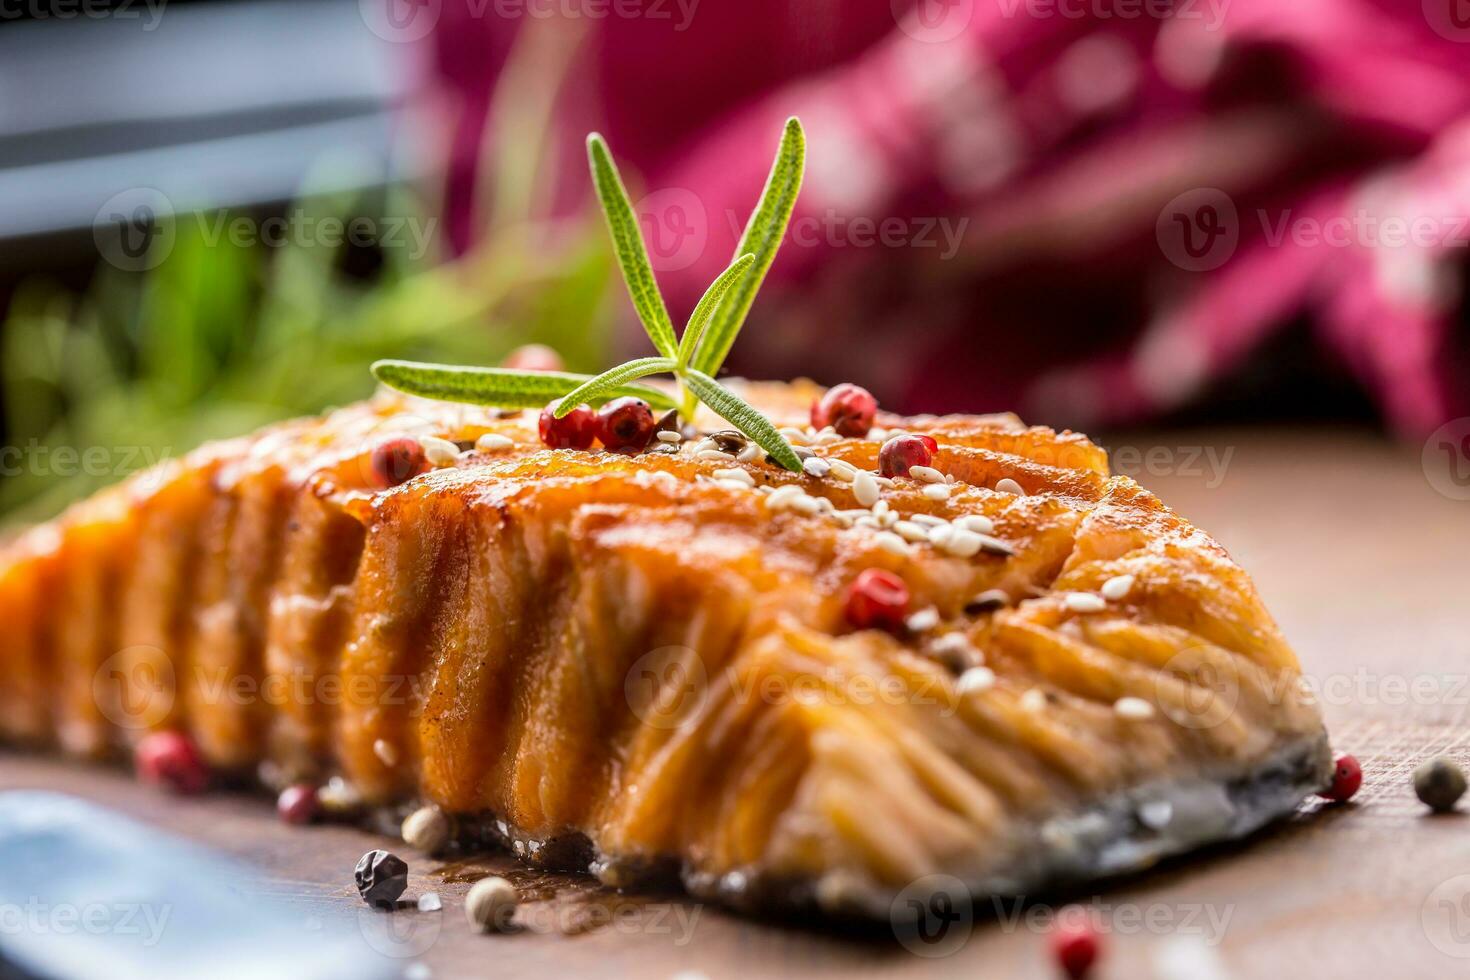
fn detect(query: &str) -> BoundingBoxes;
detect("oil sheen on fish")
[0,380,1330,917]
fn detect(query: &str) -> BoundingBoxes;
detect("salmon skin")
[0,380,1329,918]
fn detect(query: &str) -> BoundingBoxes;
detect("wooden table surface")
[4,428,1468,979]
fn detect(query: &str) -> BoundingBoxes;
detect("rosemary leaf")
[552,356,676,416]
[372,360,677,410]
[691,118,805,377]
[681,368,801,471]
[586,134,678,359]
[677,253,755,369]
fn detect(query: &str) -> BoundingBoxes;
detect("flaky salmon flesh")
[0,380,1329,917]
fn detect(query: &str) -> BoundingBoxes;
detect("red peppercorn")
[1320,753,1362,802]
[503,343,564,372]
[845,568,910,632]
[277,783,320,825]
[370,437,428,489]
[134,731,208,795]
[596,397,655,454]
[1051,914,1101,979]
[811,383,877,437]
[879,434,934,478]
[539,399,597,449]
[917,434,938,454]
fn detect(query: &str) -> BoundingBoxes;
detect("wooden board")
[4,428,1468,979]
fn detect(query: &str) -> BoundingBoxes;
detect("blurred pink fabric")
[422,0,1470,436]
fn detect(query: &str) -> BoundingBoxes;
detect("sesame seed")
[656,430,682,444]
[852,470,880,507]
[1114,696,1155,720]
[854,515,881,529]
[931,632,974,658]
[956,666,996,695]
[923,483,951,501]
[764,485,803,510]
[1137,800,1173,829]
[697,449,736,462]
[737,443,762,463]
[1020,688,1048,712]
[976,535,1015,557]
[909,465,946,484]
[909,514,947,528]
[813,495,836,514]
[716,478,752,492]
[778,427,809,445]
[867,427,889,442]
[803,457,831,479]
[872,499,890,517]
[1064,592,1107,613]
[827,459,858,482]
[994,477,1025,496]
[874,531,910,557]
[1101,574,1136,600]
[712,468,755,487]
[789,494,822,516]
[372,738,398,766]
[954,514,995,535]
[829,511,856,528]
[941,528,984,558]
[476,433,515,452]
[905,607,940,632]
[893,521,930,543]
[422,436,460,467]
[873,476,897,489]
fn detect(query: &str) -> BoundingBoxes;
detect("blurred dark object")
[0,0,410,305]
[429,1,1470,437]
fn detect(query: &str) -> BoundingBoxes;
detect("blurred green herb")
[375,119,807,472]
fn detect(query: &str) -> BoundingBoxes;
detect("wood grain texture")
[2,429,1467,979]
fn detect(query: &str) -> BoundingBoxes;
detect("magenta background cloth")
[423,0,1470,436]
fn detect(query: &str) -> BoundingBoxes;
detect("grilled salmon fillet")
[0,380,1329,917]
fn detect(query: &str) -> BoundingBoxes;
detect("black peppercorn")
[354,849,408,909]
[1414,757,1466,813]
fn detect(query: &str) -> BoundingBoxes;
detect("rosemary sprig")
[373,118,807,471]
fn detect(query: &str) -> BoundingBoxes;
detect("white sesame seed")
[829,511,856,528]
[712,468,755,487]
[927,525,953,548]
[910,514,948,528]
[802,457,831,479]
[931,632,974,658]
[737,443,762,463]
[716,478,753,492]
[954,514,995,535]
[1114,696,1156,720]
[789,494,823,516]
[373,738,398,766]
[778,427,809,445]
[697,449,736,462]
[867,427,889,443]
[905,607,940,632]
[1137,800,1173,829]
[854,515,881,529]
[1101,574,1136,601]
[1064,592,1107,613]
[764,485,803,510]
[941,528,984,558]
[422,436,460,467]
[852,470,880,507]
[1020,688,1048,712]
[873,476,897,489]
[813,495,836,514]
[872,499,890,517]
[956,666,996,695]
[809,429,841,447]
[923,483,951,501]
[874,531,910,557]
[994,477,1025,496]
[909,465,946,484]
[976,534,1015,557]
[893,521,930,543]
[475,433,515,452]
[827,459,857,482]
[656,430,682,443]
